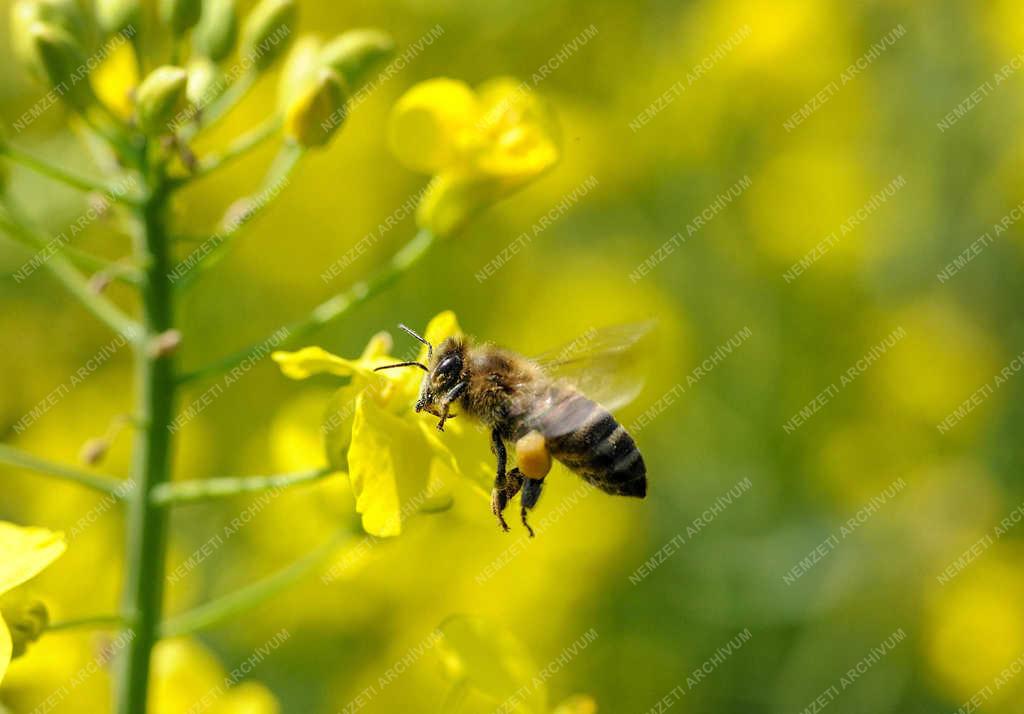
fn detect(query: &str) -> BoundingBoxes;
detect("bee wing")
[528,322,654,436]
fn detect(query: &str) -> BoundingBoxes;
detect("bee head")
[373,325,467,416]
[417,339,465,411]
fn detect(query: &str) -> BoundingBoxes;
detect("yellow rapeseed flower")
[388,77,559,237]
[150,638,280,714]
[0,521,65,683]
[91,38,141,120]
[272,311,468,537]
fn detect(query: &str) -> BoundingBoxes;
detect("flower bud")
[194,0,237,61]
[135,65,189,135]
[11,1,88,81]
[148,329,182,357]
[159,0,201,37]
[79,437,109,465]
[284,67,347,148]
[276,34,321,110]
[186,56,221,107]
[95,0,139,36]
[29,22,97,110]
[240,0,296,72]
[320,29,393,90]
[0,593,49,659]
[88,271,112,293]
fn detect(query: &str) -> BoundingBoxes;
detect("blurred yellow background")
[2,0,1024,712]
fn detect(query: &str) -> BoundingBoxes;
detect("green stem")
[48,614,126,632]
[151,466,334,506]
[0,212,136,281]
[171,144,304,291]
[0,444,127,497]
[60,247,133,278]
[116,175,177,714]
[1,144,140,205]
[0,209,143,341]
[184,71,257,141]
[188,115,283,181]
[179,228,439,383]
[160,529,349,638]
[79,109,139,163]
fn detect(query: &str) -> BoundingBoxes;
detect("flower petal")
[0,616,11,685]
[91,39,140,120]
[322,382,364,469]
[219,681,281,714]
[474,78,559,181]
[437,615,544,712]
[359,331,395,361]
[416,173,504,237]
[0,523,65,596]
[553,695,598,714]
[388,78,479,174]
[272,347,375,380]
[422,310,463,350]
[347,393,433,537]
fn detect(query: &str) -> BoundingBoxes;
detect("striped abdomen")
[521,384,646,498]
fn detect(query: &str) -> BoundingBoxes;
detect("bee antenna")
[374,361,429,372]
[397,323,433,362]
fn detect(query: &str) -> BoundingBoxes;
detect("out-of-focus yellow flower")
[92,38,140,119]
[273,312,464,537]
[552,695,598,714]
[0,522,65,683]
[388,77,559,237]
[927,554,1024,704]
[150,638,280,714]
[438,614,597,713]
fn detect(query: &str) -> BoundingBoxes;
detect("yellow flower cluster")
[388,77,560,236]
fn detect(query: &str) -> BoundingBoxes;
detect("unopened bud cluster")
[7,0,396,150]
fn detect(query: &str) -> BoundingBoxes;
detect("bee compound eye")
[515,431,551,479]
[437,354,461,374]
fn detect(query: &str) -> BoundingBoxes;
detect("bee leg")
[490,429,511,532]
[436,382,467,431]
[520,476,546,538]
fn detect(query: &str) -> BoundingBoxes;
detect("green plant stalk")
[116,177,176,714]
[189,114,284,180]
[183,70,258,141]
[0,444,127,496]
[0,207,143,341]
[171,144,304,291]
[160,528,351,638]
[151,466,334,505]
[2,144,140,205]
[47,614,127,632]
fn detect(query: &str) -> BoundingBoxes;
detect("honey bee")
[375,323,650,536]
